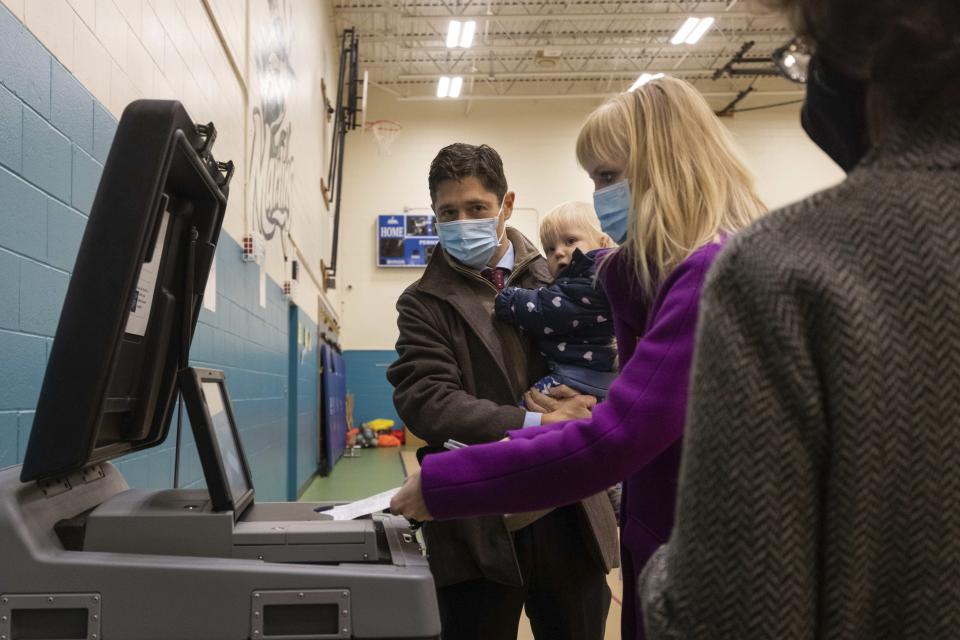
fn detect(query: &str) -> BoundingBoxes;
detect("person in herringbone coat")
[640,1,960,638]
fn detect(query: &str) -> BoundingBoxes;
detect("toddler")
[495,202,622,516]
[496,201,618,400]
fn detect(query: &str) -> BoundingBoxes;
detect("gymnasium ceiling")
[331,0,803,111]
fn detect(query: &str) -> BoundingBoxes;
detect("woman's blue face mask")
[593,180,631,244]
[437,203,506,269]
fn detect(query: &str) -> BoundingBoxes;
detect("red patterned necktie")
[481,267,509,291]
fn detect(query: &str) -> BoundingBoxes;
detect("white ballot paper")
[320,488,401,521]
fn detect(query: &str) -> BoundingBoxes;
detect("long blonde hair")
[576,77,766,294]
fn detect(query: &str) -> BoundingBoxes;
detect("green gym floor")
[299,445,623,639]
[299,447,409,502]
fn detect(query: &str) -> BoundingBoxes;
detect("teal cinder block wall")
[116,239,295,501]
[0,3,321,501]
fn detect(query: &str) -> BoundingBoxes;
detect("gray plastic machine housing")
[0,101,439,640]
[0,463,439,639]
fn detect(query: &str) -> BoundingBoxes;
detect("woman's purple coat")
[420,241,724,640]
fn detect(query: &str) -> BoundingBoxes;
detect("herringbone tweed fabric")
[641,106,960,639]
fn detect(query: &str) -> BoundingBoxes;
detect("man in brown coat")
[387,143,619,640]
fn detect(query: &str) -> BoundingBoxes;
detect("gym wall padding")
[288,305,320,499]
[321,344,348,473]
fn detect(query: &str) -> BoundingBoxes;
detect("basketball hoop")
[365,119,403,156]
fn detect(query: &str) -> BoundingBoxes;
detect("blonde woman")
[392,77,766,640]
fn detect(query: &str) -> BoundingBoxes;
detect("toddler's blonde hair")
[539,201,613,251]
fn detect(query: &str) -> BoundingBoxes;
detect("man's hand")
[524,386,597,424]
[390,470,434,523]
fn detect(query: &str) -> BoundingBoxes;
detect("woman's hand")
[524,386,597,424]
[523,384,581,411]
[390,470,434,523]
[541,396,597,423]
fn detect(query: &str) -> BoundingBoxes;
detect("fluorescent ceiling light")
[671,17,700,45]
[446,20,462,48]
[685,17,715,44]
[437,76,451,98]
[460,21,476,48]
[437,76,463,98]
[671,16,715,45]
[628,72,665,92]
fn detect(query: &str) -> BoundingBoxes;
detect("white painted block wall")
[337,87,845,350]
[2,0,339,322]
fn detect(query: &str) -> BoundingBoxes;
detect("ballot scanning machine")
[0,101,440,640]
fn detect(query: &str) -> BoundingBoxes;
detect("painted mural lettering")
[250,0,296,244]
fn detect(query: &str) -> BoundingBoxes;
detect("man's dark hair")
[428,143,508,205]
[764,0,959,127]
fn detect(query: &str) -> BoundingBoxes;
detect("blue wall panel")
[295,309,319,496]
[343,350,402,428]
[286,306,320,499]
[320,345,348,472]
[0,4,319,504]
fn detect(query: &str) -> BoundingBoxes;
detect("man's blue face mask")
[436,202,506,270]
[593,180,631,244]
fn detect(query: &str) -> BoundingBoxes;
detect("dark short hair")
[428,143,508,205]
[765,0,960,121]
